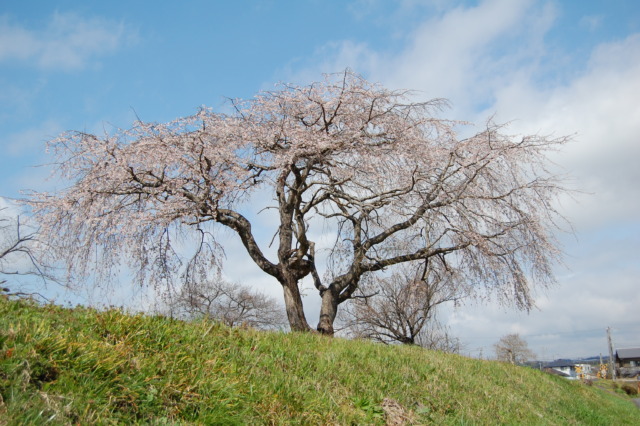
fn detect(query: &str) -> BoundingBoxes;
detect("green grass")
[1,297,638,425]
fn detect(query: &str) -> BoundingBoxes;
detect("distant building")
[615,348,640,367]
[544,359,593,379]
[615,348,640,378]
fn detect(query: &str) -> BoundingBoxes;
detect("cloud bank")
[283,0,640,357]
[0,12,133,70]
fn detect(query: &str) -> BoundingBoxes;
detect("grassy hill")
[1,298,638,425]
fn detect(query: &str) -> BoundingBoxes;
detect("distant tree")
[494,333,535,364]
[340,259,466,348]
[1,203,57,297]
[167,279,288,329]
[29,71,570,334]
[414,322,462,354]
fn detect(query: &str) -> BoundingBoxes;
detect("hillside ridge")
[1,298,638,424]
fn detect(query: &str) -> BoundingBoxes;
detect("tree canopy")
[494,333,536,364]
[30,71,570,334]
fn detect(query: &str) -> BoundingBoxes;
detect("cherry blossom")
[29,71,570,334]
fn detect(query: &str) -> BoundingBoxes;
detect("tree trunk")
[281,276,311,332]
[317,288,339,335]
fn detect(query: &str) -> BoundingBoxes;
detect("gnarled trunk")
[317,288,339,335]
[281,275,311,332]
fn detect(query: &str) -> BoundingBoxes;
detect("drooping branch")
[28,71,570,336]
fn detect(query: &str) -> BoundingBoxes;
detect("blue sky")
[1,0,639,359]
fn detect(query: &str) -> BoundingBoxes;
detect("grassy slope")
[0,298,638,425]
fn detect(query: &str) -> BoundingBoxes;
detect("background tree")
[414,322,462,354]
[1,202,57,298]
[29,71,570,334]
[339,259,465,347]
[164,279,288,329]
[494,333,535,364]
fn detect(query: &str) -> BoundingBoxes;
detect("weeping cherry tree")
[29,71,570,334]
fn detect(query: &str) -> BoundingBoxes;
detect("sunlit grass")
[1,297,638,424]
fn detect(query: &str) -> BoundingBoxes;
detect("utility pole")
[607,327,616,380]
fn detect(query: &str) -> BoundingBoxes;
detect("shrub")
[620,383,638,396]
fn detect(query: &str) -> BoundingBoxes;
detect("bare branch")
[1,205,60,290]
[339,260,466,347]
[165,279,288,330]
[27,71,571,335]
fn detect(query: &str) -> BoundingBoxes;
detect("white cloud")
[379,0,542,97]
[311,0,640,234]
[297,0,557,120]
[489,34,640,230]
[0,196,20,215]
[282,0,640,356]
[446,251,640,359]
[0,12,134,71]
